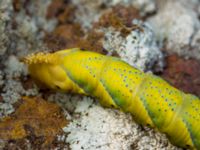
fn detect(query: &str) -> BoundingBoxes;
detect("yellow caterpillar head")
[21,50,84,94]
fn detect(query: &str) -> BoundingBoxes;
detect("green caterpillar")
[22,48,200,149]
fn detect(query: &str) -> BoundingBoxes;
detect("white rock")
[4,55,27,78]
[71,0,156,30]
[60,97,179,150]
[103,20,164,71]
[149,0,200,59]
[0,0,13,55]
[0,103,15,118]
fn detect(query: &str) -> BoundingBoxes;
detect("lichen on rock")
[0,97,68,148]
[58,96,179,150]
[103,19,164,71]
[149,0,200,60]
[0,0,13,56]
[71,0,156,30]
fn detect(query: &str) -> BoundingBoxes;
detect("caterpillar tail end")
[20,52,60,65]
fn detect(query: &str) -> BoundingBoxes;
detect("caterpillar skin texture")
[23,48,200,149]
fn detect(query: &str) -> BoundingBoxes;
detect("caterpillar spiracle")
[22,48,200,149]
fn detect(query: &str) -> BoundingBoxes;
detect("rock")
[149,0,200,60]
[71,0,156,30]
[60,97,179,150]
[0,0,13,55]
[103,20,164,71]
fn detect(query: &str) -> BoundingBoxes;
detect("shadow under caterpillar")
[22,48,200,150]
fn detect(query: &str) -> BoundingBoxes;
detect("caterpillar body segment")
[22,48,200,149]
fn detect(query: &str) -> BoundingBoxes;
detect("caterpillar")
[22,48,200,150]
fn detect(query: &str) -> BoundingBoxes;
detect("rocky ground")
[1,0,200,149]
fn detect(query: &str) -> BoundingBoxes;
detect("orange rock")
[0,97,68,146]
